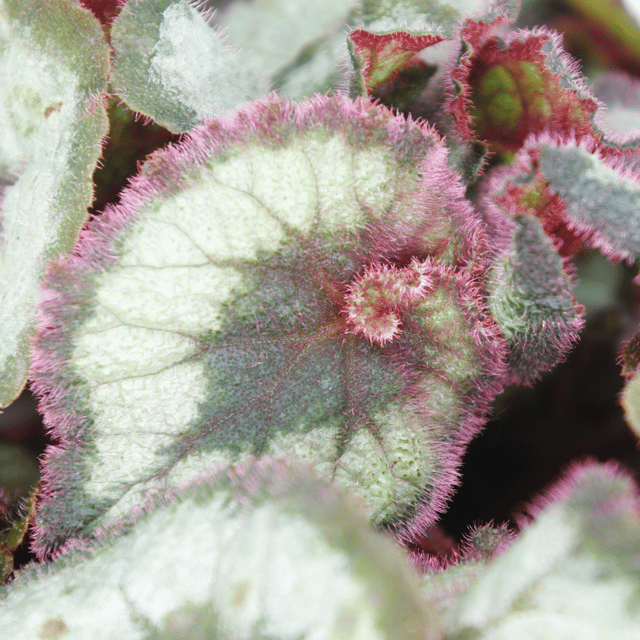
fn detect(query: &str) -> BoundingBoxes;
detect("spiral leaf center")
[342,258,433,345]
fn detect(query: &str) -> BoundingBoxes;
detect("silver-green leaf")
[31,94,506,556]
[1,461,441,640]
[111,0,268,134]
[0,0,109,407]
[214,0,359,100]
[444,462,640,640]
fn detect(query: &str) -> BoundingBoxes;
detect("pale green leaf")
[444,462,640,640]
[0,0,109,407]
[215,0,359,99]
[111,0,268,133]
[2,461,441,640]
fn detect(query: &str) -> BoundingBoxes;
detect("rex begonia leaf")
[445,19,600,154]
[110,0,267,134]
[619,329,640,438]
[443,461,640,640]
[30,93,508,557]
[0,0,109,407]
[536,135,640,265]
[360,0,521,38]
[478,203,583,385]
[592,71,640,145]
[0,461,441,640]
[214,0,358,101]
[480,130,640,264]
[348,30,446,111]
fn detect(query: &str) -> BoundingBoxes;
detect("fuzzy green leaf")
[485,212,583,384]
[110,0,267,134]
[31,94,506,556]
[0,0,109,407]
[215,0,358,100]
[537,139,640,264]
[1,461,441,640]
[444,462,640,640]
[621,370,640,438]
[361,0,520,37]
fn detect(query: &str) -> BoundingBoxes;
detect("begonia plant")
[2,0,640,638]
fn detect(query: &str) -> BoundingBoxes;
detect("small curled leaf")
[477,181,584,384]
[348,29,445,112]
[444,19,600,154]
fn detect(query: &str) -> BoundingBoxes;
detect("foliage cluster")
[3,0,640,638]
